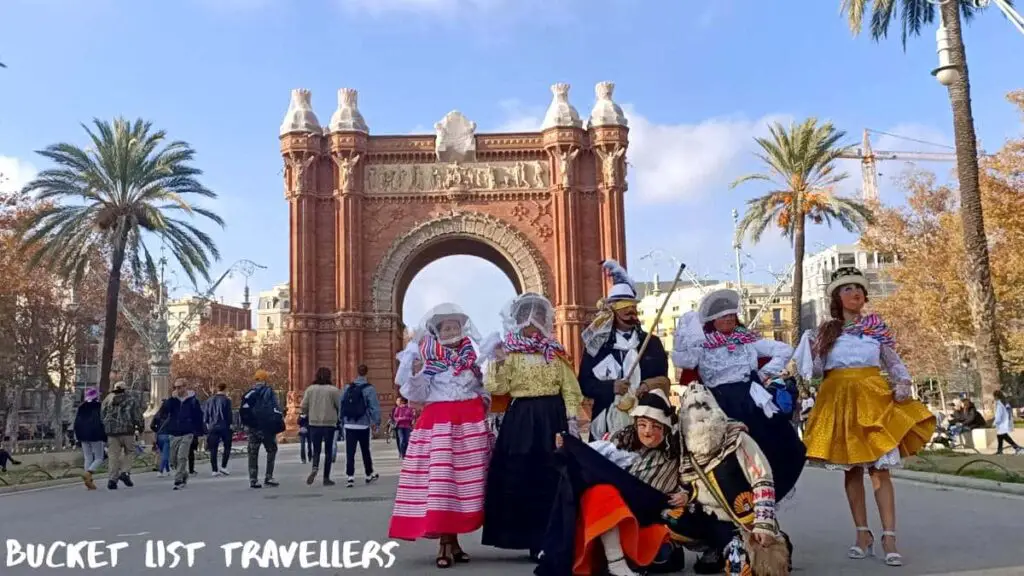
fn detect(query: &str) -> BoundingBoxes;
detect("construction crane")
[838,129,959,202]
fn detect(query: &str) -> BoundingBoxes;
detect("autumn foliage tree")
[170,325,289,405]
[861,92,1024,405]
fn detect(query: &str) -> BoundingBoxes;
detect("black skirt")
[482,395,567,551]
[535,434,671,576]
[710,379,806,499]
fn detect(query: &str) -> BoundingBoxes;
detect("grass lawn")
[904,450,1024,484]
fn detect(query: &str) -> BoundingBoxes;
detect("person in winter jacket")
[301,367,343,486]
[204,383,234,476]
[153,378,205,490]
[0,442,20,473]
[242,370,283,489]
[73,387,107,490]
[100,381,144,490]
[993,390,1022,455]
[341,365,381,488]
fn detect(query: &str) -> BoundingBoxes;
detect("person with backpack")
[341,364,381,488]
[240,369,284,489]
[73,387,106,490]
[204,382,234,476]
[152,378,205,490]
[300,367,343,486]
[100,381,145,490]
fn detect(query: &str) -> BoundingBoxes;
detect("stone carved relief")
[509,200,554,241]
[284,154,317,198]
[365,161,550,194]
[595,146,625,187]
[332,154,361,192]
[435,111,477,163]
[370,212,547,318]
[557,148,580,188]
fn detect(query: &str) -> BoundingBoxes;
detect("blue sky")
[2,0,1022,336]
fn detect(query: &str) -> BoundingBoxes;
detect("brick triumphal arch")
[279,82,630,423]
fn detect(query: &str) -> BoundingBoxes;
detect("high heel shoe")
[848,527,874,560]
[881,531,903,567]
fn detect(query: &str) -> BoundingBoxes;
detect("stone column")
[280,88,324,431]
[541,83,587,365]
[329,88,370,387]
[589,81,630,281]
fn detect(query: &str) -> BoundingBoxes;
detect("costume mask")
[680,383,729,458]
[636,417,666,449]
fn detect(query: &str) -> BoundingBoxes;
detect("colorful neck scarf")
[503,331,569,363]
[419,334,478,377]
[843,314,895,348]
[702,327,760,351]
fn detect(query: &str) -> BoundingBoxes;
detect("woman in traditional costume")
[538,389,684,576]
[388,303,493,569]
[793,267,935,567]
[672,289,806,501]
[482,292,583,561]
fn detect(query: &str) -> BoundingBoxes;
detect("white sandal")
[848,527,874,559]
[881,531,903,567]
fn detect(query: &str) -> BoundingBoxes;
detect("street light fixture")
[931,0,1024,86]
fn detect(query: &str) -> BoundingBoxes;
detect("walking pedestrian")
[301,367,342,486]
[392,395,415,459]
[240,369,285,489]
[73,387,106,490]
[994,390,1022,455]
[153,378,205,490]
[204,382,234,476]
[100,381,144,490]
[341,364,381,488]
[298,414,312,464]
[150,401,172,477]
[0,442,21,473]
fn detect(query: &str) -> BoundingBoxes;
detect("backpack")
[240,386,285,434]
[342,383,370,420]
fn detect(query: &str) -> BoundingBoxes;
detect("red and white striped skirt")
[388,397,492,541]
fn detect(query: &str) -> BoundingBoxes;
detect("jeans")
[207,428,232,472]
[81,441,105,473]
[247,429,278,482]
[188,435,199,473]
[157,434,171,473]
[298,433,312,462]
[309,426,336,479]
[396,428,411,459]
[345,427,374,478]
[170,434,193,485]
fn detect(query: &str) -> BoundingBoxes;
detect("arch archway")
[281,85,630,427]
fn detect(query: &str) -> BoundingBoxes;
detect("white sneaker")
[220,466,231,475]
[158,471,166,478]
[212,471,221,477]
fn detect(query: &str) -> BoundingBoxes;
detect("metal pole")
[732,209,745,302]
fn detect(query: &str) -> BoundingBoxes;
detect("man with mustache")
[579,260,671,440]
[664,383,791,575]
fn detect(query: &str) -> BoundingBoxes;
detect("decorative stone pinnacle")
[541,82,582,130]
[329,88,369,134]
[589,81,628,128]
[280,89,322,136]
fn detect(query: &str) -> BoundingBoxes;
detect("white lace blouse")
[399,366,490,406]
[792,332,912,387]
[672,339,794,388]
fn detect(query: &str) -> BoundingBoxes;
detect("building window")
[839,253,856,266]
[878,253,895,265]
[772,308,782,326]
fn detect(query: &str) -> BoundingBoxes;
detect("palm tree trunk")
[98,231,128,394]
[791,212,806,345]
[940,0,1003,415]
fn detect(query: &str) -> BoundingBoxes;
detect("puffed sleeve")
[880,344,913,401]
[396,341,431,404]
[557,359,584,418]
[792,330,824,380]
[485,357,513,396]
[753,337,793,377]
[671,312,704,370]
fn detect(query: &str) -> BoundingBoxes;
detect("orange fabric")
[572,484,669,575]
[490,394,511,413]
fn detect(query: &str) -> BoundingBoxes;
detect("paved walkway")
[1,441,1023,574]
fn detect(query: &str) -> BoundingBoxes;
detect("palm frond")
[842,0,994,49]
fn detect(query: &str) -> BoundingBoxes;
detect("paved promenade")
[1,441,1023,575]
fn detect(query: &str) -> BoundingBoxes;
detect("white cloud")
[493,99,544,132]
[623,106,791,204]
[0,156,38,196]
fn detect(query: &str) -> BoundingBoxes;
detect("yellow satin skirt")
[804,367,936,466]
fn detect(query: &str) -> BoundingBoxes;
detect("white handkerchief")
[592,354,622,381]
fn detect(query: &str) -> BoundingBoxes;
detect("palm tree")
[841,0,1004,411]
[20,118,224,393]
[731,118,874,341]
